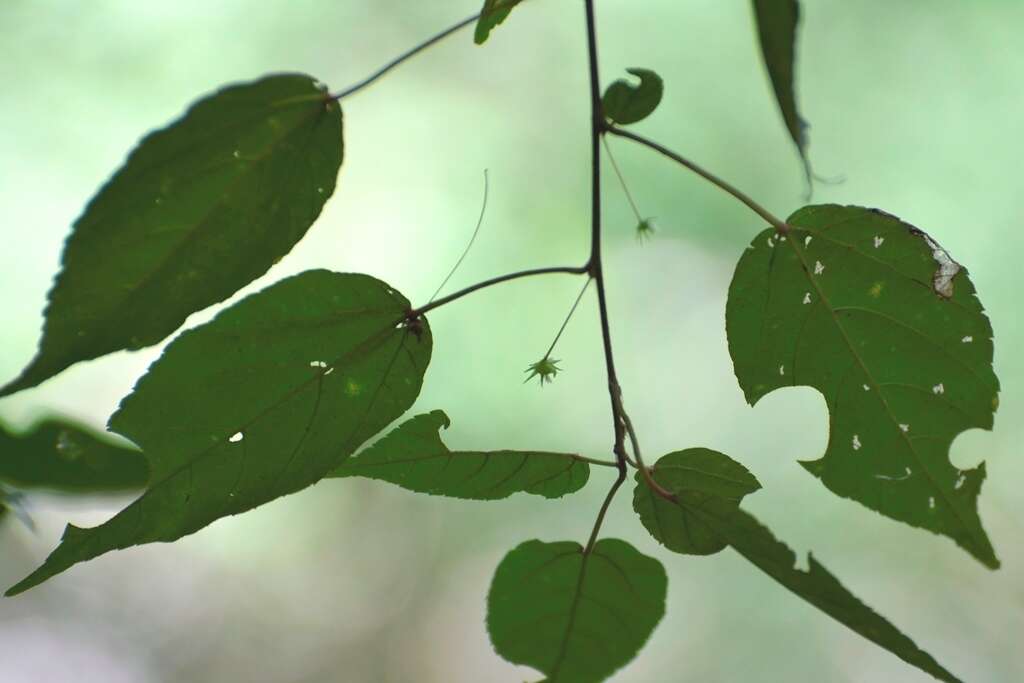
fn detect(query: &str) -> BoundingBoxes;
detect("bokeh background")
[1,1,1022,681]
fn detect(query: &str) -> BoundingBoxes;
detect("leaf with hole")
[474,0,524,45]
[602,68,664,125]
[1,74,343,397]
[330,410,589,499]
[750,0,811,181]
[632,448,760,555]
[726,204,999,567]
[0,418,147,493]
[633,450,962,683]
[487,538,666,683]
[6,270,430,596]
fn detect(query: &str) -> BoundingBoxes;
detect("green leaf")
[632,448,760,555]
[487,538,666,683]
[601,68,664,125]
[329,410,589,499]
[634,452,962,683]
[0,418,146,493]
[6,270,430,596]
[474,0,524,45]
[750,0,811,180]
[726,204,1000,567]
[1,74,343,397]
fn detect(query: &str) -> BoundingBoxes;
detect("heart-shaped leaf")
[633,448,760,555]
[727,204,1000,567]
[330,410,590,499]
[602,68,664,125]
[487,538,666,683]
[6,270,430,596]
[2,74,343,397]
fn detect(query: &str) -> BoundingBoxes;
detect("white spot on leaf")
[802,292,812,305]
[814,260,825,275]
[778,365,785,376]
[862,384,870,391]
[929,496,936,510]
[852,434,862,451]
[962,336,973,343]
[899,424,910,433]
[873,236,884,248]
[955,474,966,490]
[875,467,912,481]
[229,432,244,443]
[804,235,813,246]
[932,383,945,395]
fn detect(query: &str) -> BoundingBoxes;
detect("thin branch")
[620,410,676,501]
[333,13,479,100]
[429,169,490,303]
[408,265,587,319]
[544,277,592,360]
[606,125,792,234]
[574,454,620,469]
[601,136,643,223]
[584,465,627,555]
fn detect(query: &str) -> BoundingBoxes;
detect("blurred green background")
[1,1,1021,681]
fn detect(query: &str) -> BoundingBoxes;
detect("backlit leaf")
[634,451,962,683]
[632,448,760,555]
[726,205,999,567]
[487,538,666,683]
[750,0,811,180]
[6,270,430,596]
[1,74,343,397]
[602,68,664,125]
[330,410,589,499]
[474,0,524,45]
[0,418,146,493]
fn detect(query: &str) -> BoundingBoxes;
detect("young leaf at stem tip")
[0,74,343,398]
[329,410,590,499]
[601,68,664,125]
[474,0,524,44]
[634,450,963,683]
[726,204,1000,567]
[487,538,667,683]
[6,270,430,597]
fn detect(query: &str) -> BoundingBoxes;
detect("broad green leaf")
[474,0,524,45]
[634,453,962,683]
[727,205,1000,567]
[632,448,760,555]
[6,270,430,596]
[1,74,344,397]
[329,410,589,499]
[601,68,664,125]
[750,0,811,180]
[487,538,666,683]
[0,418,146,493]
